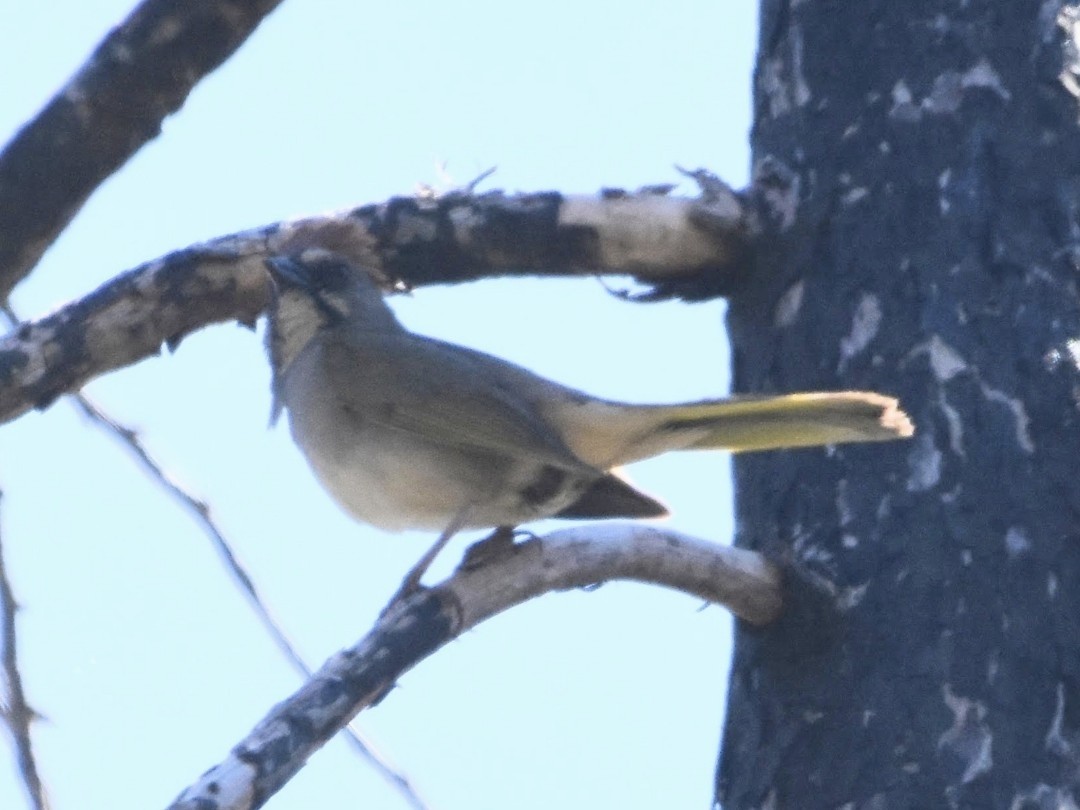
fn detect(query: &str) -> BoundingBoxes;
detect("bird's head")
[264,251,401,422]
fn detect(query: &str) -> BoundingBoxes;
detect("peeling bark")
[0,187,753,426]
[167,524,781,810]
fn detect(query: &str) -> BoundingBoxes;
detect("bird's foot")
[461,525,531,570]
[383,507,474,611]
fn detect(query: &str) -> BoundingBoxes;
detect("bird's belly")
[280,348,592,533]
[290,413,586,532]
[300,425,485,531]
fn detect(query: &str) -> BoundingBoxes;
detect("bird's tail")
[557,391,914,467]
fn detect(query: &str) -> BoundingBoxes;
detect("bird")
[264,251,913,591]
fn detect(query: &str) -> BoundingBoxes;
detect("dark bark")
[719,2,1080,808]
[0,188,751,426]
[0,0,284,299]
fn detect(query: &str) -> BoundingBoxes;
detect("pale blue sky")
[0,3,756,808]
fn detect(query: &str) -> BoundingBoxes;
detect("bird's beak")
[265,256,312,291]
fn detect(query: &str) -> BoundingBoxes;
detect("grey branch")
[0,0,286,300]
[0,293,427,807]
[0,490,51,810]
[166,524,781,810]
[0,185,754,428]
[67,393,430,810]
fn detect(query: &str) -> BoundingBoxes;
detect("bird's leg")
[386,502,475,606]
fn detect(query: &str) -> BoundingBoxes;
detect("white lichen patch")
[148,14,185,47]
[558,196,731,272]
[1068,338,1080,369]
[939,168,953,215]
[837,582,869,610]
[1043,338,1080,372]
[395,209,439,242]
[446,204,485,239]
[798,542,833,567]
[174,756,258,808]
[839,293,882,369]
[923,71,965,115]
[960,59,1011,101]
[1040,0,1067,43]
[890,59,1010,123]
[1046,682,1071,756]
[758,25,811,118]
[760,57,793,117]
[908,335,1034,455]
[790,26,812,108]
[979,381,1035,454]
[905,335,969,383]
[842,187,869,205]
[753,156,801,230]
[937,392,966,457]
[907,433,943,492]
[1009,784,1080,810]
[1004,526,1031,558]
[836,479,853,527]
[938,684,994,784]
[890,80,921,121]
[774,279,805,327]
[927,336,969,381]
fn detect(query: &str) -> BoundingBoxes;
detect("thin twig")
[0,489,51,810]
[70,395,430,809]
[0,304,429,810]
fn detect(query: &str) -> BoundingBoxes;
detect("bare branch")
[167,524,781,810]
[0,186,753,427]
[0,248,270,426]
[0,293,429,806]
[0,490,51,810]
[0,0,286,298]
[67,393,430,810]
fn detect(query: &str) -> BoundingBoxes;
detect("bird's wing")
[320,333,599,474]
[554,472,668,519]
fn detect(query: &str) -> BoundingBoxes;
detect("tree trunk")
[718,2,1080,808]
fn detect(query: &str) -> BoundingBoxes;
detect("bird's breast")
[280,349,591,532]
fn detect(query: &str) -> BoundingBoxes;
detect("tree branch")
[67,393,430,810]
[0,0,285,298]
[0,490,51,810]
[0,185,754,427]
[166,524,781,810]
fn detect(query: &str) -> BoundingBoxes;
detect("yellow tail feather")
[553,391,914,467]
[671,391,914,453]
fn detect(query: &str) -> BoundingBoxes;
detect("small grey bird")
[264,252,913,585]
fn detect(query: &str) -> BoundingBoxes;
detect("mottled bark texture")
[0,0,285,299]
[0,188,752,426]
[169,525,781,810]
[717,2,1080,809]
